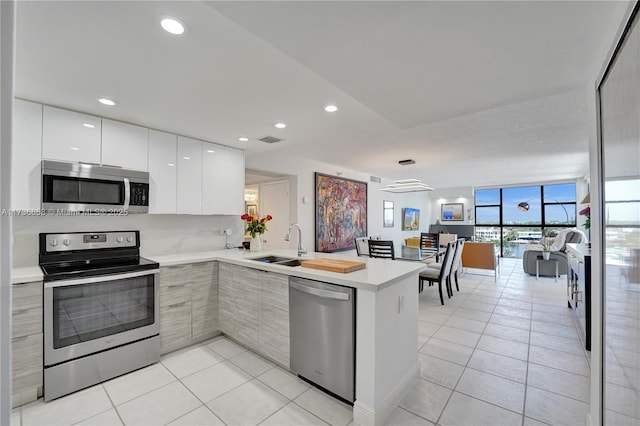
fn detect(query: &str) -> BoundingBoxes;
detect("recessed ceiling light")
[238,137,249,142]
[160,17,186,35]
[274,122,286,129]
[168,163,175,167]
[97,98,117,106]
[206,149,215,153]
[82,123,95,128]
[70,147,79,151]
[183,156,190,160]
[324,105,338,112]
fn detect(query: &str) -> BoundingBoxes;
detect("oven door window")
[52,275,155,349]
[43,175,125,205]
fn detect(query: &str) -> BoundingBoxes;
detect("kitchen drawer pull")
[12,335,30,342]
[13,309,30,315]
[167,284,187,289]
[168,302,187,309]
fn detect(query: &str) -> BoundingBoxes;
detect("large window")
[475,183,577,258]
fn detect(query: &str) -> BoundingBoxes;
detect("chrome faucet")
[285,223,307,257]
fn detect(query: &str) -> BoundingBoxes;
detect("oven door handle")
[44,269,159,288]
[123,177,131,211]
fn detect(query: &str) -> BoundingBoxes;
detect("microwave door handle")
[123,177,131,210]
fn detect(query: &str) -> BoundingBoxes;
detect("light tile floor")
[12,258,591,426]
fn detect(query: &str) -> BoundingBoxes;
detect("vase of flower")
[579,205,591,245]
[542,250,551,260]
[241,212,273,253]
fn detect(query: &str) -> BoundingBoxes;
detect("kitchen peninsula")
[11,248,424,425]
[153,248,425,425]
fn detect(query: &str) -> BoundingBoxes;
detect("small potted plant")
[540,230,554,260]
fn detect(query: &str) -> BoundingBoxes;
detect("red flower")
[260,218,265,223]
[240,214,249,220]
[266,215,273,221]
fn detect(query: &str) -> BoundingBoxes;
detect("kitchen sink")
[276,259,303,267]
[248,256,303,267]
[249,255,296,264]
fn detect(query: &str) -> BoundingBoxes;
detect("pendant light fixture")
[381,160,434,193]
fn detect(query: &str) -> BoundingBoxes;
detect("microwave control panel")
[130,183,149,206]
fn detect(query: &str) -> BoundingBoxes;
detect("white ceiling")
[14,1,630,189]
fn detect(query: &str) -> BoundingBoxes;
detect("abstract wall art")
[315,172,367,252]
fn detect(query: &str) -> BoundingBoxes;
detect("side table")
[536,256,558,282]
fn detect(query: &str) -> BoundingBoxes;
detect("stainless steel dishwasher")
[289,276,355,403]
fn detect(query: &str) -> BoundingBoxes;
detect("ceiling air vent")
[370,176,381,183]
[258,136,283,144]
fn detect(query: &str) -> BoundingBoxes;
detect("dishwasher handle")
[291,281,350,301]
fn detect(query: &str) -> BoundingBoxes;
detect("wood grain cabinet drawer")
[12,333,43,393]
[160,282,191,307]
[12,281,43,338]
[12,306,42,339]
[159,301,192,351]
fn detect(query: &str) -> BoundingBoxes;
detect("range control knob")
[116,236,124,243]
[50,239,58,247]
[126,236,134,243]
[63,239,71,246]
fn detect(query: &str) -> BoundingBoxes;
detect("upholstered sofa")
[522,229,587,276]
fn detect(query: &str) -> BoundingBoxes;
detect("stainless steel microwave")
[42,160,149,213]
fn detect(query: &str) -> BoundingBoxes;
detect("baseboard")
[353,361,420,425]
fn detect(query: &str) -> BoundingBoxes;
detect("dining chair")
[354,237,369,257]
[368,240,395,260]
[420,232,440,260]
[418,241,455,305]
[428,238,465,292]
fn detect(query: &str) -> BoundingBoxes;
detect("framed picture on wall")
[246,204,258,216]
[315,172,367,252]
[441,203,464,221]
[402,208,420,230]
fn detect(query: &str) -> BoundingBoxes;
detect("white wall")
[245,151,432,255]
[12,214,244,267]
[428,186,475,225]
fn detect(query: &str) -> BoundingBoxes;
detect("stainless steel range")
[39,230,160,401]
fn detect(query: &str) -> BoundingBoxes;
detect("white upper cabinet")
[202,143,245,215]
[42,106,101,164]
[148,130,177,214]
[101,119,149,171]
[12,99,43,210]
[177,136,203,214]
[19,99,245,216]
[222,146,245,215]
[202,142,226,215]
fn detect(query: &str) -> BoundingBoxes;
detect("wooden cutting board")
[301,258,366,273]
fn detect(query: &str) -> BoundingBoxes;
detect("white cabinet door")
[202,142,226,215]
[12,99,43,210]
[42,106,101,164]
[148,130,177,214]
[221,147,245,215]
[177,136,202,214]
[101,119,149,171]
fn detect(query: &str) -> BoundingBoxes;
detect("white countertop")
[150,248,426,291]
[12,266,44,284]
[11,249,426,291]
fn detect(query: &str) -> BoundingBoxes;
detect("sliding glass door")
[598,5,640,424]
